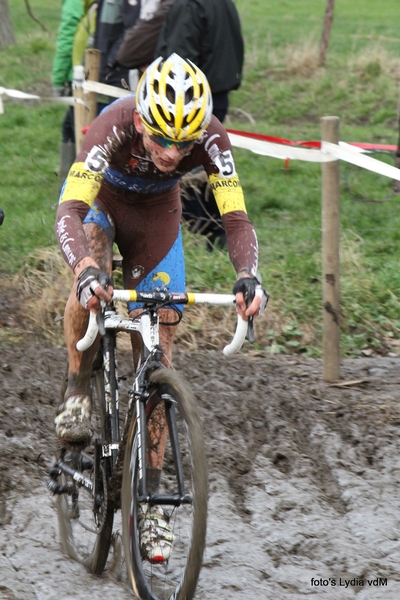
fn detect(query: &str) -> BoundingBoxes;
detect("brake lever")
[96,273,112,336]
[247,316,255,344]
[244,289,255,344]
[96,301,106,336]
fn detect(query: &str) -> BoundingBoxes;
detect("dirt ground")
[2,292,400,599]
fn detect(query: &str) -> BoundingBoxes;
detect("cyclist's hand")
[76,265,113,311]
[233,274,268,320]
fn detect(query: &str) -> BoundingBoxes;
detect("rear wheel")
[121,369,208,600]
[56,366,114,574]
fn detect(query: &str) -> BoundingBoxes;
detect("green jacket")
[52,0,97,88]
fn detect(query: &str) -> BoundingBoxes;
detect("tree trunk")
[0,0,15,50]
[319,0,335,66]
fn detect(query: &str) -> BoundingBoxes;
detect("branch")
[24,0,49,33]
[319,0,335,66]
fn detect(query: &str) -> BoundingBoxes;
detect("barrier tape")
[82,80,132,98]
[323,140,400,181]
[0,87,83,113]
[227,131,334,163]
[226,127,397,153]
[1,84,399,180]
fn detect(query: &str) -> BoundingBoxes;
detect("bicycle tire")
[56,365,114,574]
[121,368,208,600]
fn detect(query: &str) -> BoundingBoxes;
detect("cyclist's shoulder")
[98,95,137,120]
[84,95,137,145]
[198,117,232,150]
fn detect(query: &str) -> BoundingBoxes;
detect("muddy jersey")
[55,95,258,274]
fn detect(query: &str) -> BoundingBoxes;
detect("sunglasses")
[149,134,195,150]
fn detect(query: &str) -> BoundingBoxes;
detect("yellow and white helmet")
[136,53,213,141]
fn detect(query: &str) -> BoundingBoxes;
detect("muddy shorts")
[83,193,185,311]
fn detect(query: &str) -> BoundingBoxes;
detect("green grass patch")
[2,0,400,357]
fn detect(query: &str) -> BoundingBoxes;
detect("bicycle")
[48,277,249,600]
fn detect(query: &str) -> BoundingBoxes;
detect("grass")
[2,0,400,357]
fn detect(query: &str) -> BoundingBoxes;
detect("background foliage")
[1,0,400,357]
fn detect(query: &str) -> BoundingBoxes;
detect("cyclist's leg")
[125,226,185,366]
[126,228,185,462]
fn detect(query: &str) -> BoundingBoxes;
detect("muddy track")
[2,318,400,598]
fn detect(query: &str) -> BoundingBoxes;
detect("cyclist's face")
[134,112,194,172]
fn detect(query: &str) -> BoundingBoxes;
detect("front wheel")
[121,369,208,600]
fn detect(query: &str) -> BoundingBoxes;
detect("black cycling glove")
[232,273,269,314]
[76,266,113,309]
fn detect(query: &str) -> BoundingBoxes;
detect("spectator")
[116,0,245,250]
[156,0,244,249]
[94,0,141,102]
[117,0,174,75]
[52,0,97,188]
[155,0,244,123]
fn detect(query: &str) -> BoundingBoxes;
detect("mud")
[2,316,400,598]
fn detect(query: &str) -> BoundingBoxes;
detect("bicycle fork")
[133,384,192,507]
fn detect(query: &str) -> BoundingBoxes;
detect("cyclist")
[54,53,267,561]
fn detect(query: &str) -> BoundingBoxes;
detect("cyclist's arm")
[55,100,133,271]
[55,197,113,310]
[200,121,261,318]
[201,123,258,274]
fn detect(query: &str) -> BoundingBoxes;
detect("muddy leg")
[129,308,178,472]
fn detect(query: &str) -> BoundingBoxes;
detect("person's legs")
[180,168,226,250]
[59,107,76,194]
[123,227,184,560]
[212,91,229,123]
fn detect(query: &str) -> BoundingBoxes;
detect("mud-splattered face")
[133,111,194,173]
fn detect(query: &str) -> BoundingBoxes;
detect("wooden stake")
[73,65,85,152]
[84,49,100,127]
[393,88,400,193]
[321,116,340,382]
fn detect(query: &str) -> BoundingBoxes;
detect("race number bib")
[213,150,236,178]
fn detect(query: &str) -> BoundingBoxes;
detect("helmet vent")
[166,84,175,103]
[185,87,194,103]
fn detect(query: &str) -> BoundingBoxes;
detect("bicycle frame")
[51,290,247,492]
[76,290,247,498]
[99,301,192,506]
